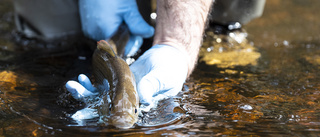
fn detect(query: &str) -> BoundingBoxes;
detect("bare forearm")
[153,0,213,76]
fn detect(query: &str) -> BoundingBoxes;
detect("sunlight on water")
[200,30,261,68]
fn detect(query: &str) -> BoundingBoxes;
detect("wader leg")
[209,0,266,32]
[13,0,82,41]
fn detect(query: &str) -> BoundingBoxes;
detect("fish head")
[109,94,139,129]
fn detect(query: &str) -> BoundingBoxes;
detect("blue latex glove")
[130,44,188,111]
[66,74,108,121]
[79,0,154,57]
[65,74,98,100]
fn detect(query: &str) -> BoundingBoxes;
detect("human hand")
[66,74,110,120]
[79,0,154,57]
[65,74,105,100]
[130,44,188,111]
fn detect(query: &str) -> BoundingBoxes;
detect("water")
[1,0,320,136]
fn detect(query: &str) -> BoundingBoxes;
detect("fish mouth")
[110,111,137,129]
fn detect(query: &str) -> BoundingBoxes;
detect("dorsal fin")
[97,40,117,57]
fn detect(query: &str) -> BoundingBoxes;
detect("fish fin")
[97,40,117,57]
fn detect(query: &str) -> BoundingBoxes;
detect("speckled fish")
[92,40,139,129]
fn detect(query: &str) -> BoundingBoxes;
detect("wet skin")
[92,40,139,129]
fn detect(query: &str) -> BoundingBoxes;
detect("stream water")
[1,0,320,136]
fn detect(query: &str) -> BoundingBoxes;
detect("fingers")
[136,75,160,106]
[79,0,121,40]
[97,79,110,92]
[71,107,99,120]
[65,80,98,100]
[124,35,143,57]
[78,74,96,91]
[130,45,189,112]
[124,7,154,38]
[137,74,179,112]
[66,81,89,100]
[79,0,154,40]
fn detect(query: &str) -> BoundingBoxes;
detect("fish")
[92,40,139,129]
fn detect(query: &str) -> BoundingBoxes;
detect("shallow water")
[1,0,320,136]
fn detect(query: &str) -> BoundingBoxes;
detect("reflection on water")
[2,0,320,136]
[200,30,261,68]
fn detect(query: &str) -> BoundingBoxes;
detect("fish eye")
[109,104,112,111]
[135,109,137,113]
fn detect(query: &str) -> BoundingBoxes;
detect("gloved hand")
[65,74,98,100]
[79,0,154,57]
[130,44,188,111]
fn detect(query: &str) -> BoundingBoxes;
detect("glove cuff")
[152,44,191,76]
[152,43,195,77]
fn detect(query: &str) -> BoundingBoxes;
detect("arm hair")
[153,0,213,76]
